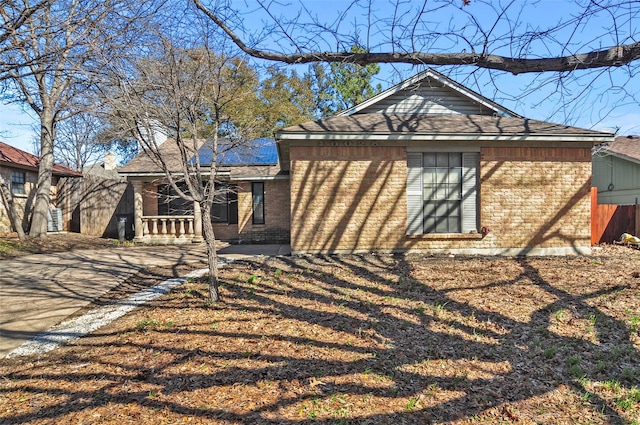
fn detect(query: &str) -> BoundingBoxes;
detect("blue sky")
[2,0,639,153]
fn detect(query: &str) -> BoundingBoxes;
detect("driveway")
[0,245,207,357]
[0,243,290,357]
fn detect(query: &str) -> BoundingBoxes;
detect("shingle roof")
[600,136,640,163]
[118,139,199,174]
[0,141,81,176]
[277,113,608,136]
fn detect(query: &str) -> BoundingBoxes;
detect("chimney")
[103,152,117,170]
[137,119,168,149]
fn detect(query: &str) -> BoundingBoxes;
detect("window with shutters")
[407,151,478,235]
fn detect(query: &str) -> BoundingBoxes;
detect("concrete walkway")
[0,243,290,357]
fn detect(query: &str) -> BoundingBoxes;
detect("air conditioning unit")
[48,208,63,232]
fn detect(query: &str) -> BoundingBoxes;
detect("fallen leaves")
[1,246,639,424]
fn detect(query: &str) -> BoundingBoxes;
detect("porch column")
[193,200,204,242]
[133,180,144,241]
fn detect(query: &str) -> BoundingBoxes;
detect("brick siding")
[290,145,407,252]
[214,179,290,244]
[479,147,592,250]
[289,144,592,254]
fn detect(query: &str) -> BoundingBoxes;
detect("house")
[118,138,290,244]
[121,69,613,255]
[591,135,640,242]
[592,135,640,205]
[276,69,613,255]
[0,141,81,233]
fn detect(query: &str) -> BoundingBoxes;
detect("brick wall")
[479,147,592,250]
[290,145,407,252]
[214,179,290,244]
[289,144,592,254]
[142,183,159,216]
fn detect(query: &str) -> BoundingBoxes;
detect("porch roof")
[598,135,640,164]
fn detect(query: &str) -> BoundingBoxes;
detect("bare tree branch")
[191,0,640,74]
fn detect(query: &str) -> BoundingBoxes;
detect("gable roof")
[597,135,640,165]
[0,141,81,176]
[337,68,522,118]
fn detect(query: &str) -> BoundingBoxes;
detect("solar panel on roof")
[191,138,278,166]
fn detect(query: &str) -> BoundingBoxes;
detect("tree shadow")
[1,253,638,423]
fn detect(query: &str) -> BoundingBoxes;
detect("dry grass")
[0,233,122,259]
[1,245,639,424]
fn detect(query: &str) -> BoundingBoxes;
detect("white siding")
[358,80,495,116]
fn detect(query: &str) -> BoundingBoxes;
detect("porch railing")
[141,215,195,243]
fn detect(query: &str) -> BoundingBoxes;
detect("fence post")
[591,187,597,246]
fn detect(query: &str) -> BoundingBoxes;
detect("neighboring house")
[118,138,290,244]
[276,69,613,255]
[0,141,81,233]
[592,135,640,205]
[591,135,640,243]
[120,69,613,255]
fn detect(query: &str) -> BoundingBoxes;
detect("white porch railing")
[141,215,195,243]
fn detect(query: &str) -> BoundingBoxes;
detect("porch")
[131,181,204,244]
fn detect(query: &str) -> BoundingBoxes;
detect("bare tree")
[190,0,640,129]
[54,112,109,172]
[191,0,640,73]
[105,31,261,301]
[0,0,157,237]
[0,0,49,51]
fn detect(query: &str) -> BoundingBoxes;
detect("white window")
[407,152,478,234]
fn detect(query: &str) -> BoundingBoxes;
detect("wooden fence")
[591,187,639,245]
[57,175,134,239]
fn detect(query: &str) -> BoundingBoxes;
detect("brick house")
[0,141,81,233]
[276,69,613,255]
[120,69,612,254]
[118,138,290,244]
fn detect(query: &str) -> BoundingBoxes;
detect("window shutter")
[461,152,478,233]
[406,153,423,234]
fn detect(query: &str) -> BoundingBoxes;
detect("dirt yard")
[1,245,639,424]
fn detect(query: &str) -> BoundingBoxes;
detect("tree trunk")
[200,202,220,302]
[29,112,56,238]
[0,170,27,240]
